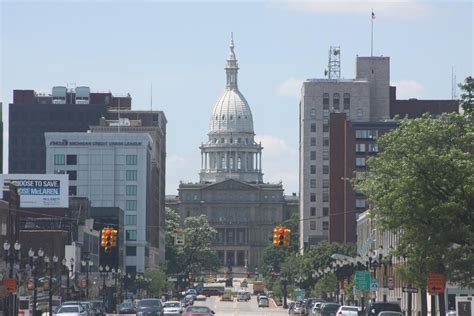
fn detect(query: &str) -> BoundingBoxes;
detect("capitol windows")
[333,93,340,109]
[245,138,249,144]
[343,93,350,110]
[237,158,242,169]
[310,179,316,188]
[230,158,234,169]
[323,93,330,109]
[221,157,226,169]
[221,138,225,143]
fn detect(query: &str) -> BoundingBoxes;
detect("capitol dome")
[208,35,254,135]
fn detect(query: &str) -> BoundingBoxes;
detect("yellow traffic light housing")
[278,227,285,247]
[272,227,279,247]
[111,229,118,247]
[102,227,112,253]
[283,228,291,247]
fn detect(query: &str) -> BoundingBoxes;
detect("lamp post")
[3,240,21,316]
[81,259,93,299]
[99,265,110,303]
[61,257,74,300]
[30,248,44,316]
[45,255,59,316]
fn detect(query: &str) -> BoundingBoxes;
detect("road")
[194,295,289,316]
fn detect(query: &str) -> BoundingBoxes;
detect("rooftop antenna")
[326,46,341,79]
[371,9,375,57]
[451,66,457,100]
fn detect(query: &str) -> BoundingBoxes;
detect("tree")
[355,113,474,316]
[143,269,170,298]
[165,208,220,278]
[459,76,474,115]
[311,274,337,300]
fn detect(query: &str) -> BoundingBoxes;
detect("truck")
[253,281,265,295]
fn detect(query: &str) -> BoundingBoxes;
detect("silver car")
[56,305,88,316]
[163,301,183,316]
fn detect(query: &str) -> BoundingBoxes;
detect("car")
[306,298,325,314]
[378,312,403,316]
[201,288,224,297]
[258,297,270,307]
[336,306,359,316]
[365,302,402,316]
[291,302,306,314]
[237,292,249,302]
[182,306,215,316]
[185,289,198,298]
[163,301,183,316]
[195,295,207,301]
[56,305,88,316]
[118,302,136,314]
[136,298,164,316]
[312,302,326,315]
[320,303,341,316]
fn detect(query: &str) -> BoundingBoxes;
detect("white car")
[336,305,360,316]
[55,305,88,316]
[163,301,183,316]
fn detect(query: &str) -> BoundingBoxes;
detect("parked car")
[319,303,341,316]
[312,301,326,315]
[136,298,164,316]
[163,301,183,316]
[291,302,306,315]
[336,306,359,316]
[306,298,325,314]
[56,305,88,316]
[118,302,136,314]
[182,306,215,316]
[258,297,270,308]
[365,302,402,316]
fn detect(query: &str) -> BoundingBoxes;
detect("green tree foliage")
[459,76,474,115]
[356,113,474,288]
[311,273,336,300]
[143,269,170,297]
[165,208,221,277]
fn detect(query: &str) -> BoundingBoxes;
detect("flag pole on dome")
[371,9,375,57]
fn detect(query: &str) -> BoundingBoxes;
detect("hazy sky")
[1,0,473,195]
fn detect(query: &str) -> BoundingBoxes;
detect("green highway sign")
[355,271,371,291]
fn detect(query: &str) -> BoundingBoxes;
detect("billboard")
[0,174,69,208]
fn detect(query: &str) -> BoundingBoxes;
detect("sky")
[1,0,473,195]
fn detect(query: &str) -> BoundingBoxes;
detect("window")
[126,230,137,241]
[357,109,363,120]
[126,215,137,225]
[310,193,316,202]
[323,207,329,216]
[310,123,316,133]
[356,143,366,153]
[310,108,316,119]
[126,200,137,210]
[323,93,330,109]
[368,130,379,139]
[323,165,329,174]
[323,149,329,160]
[356,157,366,167]
[323,138,329,147]
[323,179,329,188]
[126,185,137,196]
[54,154,65,165]
[66,170,77,181]
[310,179,316,188]
[356,130,368,139]
[126,170,137,181]
[369,143,379,153]
[221,157,226,169]
[323,192,329,202]
[323,221,329,231]
[310,207,316,216]
[333,93,340,109]
[323,110,329,118]
[343,93,350,110]
[356,199,366,208]
[229,158,234,169]
[237,158,242,169]
[66,155,77,165]
[310,137,316,146]
[126,246,137,256]
[310,165,316,174]
[310,151,316,160]
[323,124,328,133]
[310,221,316,231]
[69,186,77,196]
[126,155,137,165]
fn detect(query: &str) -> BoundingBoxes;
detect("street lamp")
[46,255,59,316]
[3,241,21,316]
[29,248,45,316]
[62,257,74,300]
[81,259,93,299]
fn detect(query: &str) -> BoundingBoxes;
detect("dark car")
[201,288,224,297]
[118,302,136,314]
[365,302,402,316]
[136,298,164,316]
[320,303,342,316]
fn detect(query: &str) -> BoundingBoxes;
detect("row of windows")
[310,207,329,217]
[212,137,250,144]
[126,230,137,241]
[356,143,379,153]
[322,93,350,110]
[309,191,329,202]
[309,165,329,175]
[56,170,138,182]
[215,114,249,121]
[126,215,137,225]
[356,130,379,139]
[310,221,329,231]
[55,154,138,165]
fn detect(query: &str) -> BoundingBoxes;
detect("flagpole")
[371,9,374,57]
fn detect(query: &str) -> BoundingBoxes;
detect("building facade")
[167,37,298,271]
[299,56,390,248]
[45,132,153,273]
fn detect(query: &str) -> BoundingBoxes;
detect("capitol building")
[166,36,298,272]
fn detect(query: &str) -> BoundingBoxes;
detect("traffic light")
[101,227,112,253]
[272,227,279,247]
[283,228,291,247]
[278,227,285,247]
[111,228,118,247]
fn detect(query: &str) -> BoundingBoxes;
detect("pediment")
[204,179,258,191]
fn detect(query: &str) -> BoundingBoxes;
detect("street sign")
[371,279,379,292]
[4,278,17,293]
[174,231,185,246]
[428,273,445,294]
[402,287,419,293]
[387,276,394,290]
[355,271,371,291]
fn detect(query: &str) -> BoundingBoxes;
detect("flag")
[372,11,376,19]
